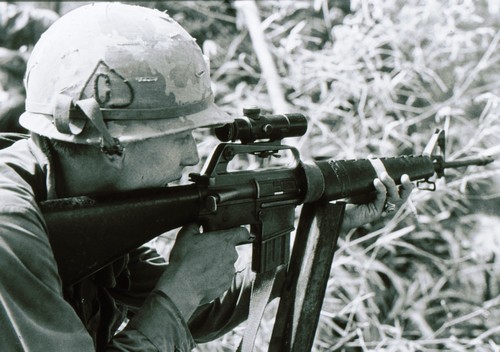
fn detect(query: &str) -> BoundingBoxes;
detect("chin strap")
[75,98,124,156]
[52,94,123,156]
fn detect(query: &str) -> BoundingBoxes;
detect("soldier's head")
[20,3,230,194]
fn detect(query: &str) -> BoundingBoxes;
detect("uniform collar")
[28,134,58,200]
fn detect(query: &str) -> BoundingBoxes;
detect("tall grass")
[164,0,500,351]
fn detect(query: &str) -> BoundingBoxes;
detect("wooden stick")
[234,0,290,113]
[270,202,346,351]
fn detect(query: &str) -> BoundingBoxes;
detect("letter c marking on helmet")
[82,61,134,108]
[95,74,111,105]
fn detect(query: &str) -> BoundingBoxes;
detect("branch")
[234,0,290,113]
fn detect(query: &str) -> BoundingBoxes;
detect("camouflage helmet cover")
[20,2,232,147]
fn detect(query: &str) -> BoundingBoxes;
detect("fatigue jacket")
[0,137,252,351]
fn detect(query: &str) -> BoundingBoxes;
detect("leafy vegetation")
[159,1,499,351]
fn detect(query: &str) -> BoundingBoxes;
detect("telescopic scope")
[215,107,308,143]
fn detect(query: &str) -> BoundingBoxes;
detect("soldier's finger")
[373,178,387,212]
[380,172,399,201]
[399,174,414,200]
[221,227,251,246]
[177,223,201,238]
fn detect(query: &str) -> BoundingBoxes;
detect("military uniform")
[0,136,252,351]
[0,3,256,350]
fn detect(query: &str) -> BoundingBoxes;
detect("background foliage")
[4,1,500,351]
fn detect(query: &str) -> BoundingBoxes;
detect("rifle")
[39,108,493,350]
[40,108,493,286]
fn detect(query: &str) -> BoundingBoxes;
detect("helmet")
[20,2,231,153]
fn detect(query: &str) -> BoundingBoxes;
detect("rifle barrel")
[443,156,494,169]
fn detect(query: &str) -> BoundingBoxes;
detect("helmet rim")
[20,101,232,144]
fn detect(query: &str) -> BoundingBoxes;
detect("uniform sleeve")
[107,246,196,351]
[112,245,256,344]
[0,205,95,350]
[188,264,286,343]
[109,246,168,310]
[108,291,196,351]
[109,245,256,346]
[0,205,197,351]
[187,264,253,343]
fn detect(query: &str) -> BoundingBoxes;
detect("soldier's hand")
[341,173,414,231]
[156,224,250,318]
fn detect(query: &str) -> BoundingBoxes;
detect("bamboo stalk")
[234,0,290,113]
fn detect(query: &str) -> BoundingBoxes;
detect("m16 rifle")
[39,108,493,351]
[40,108,493,284]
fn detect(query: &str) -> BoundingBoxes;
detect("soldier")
[0,3,413,351]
